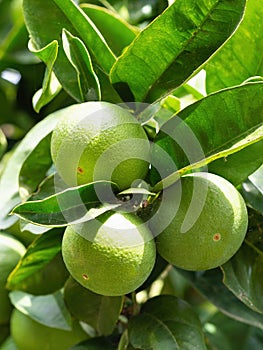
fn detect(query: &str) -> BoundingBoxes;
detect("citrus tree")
[0,0,263,349]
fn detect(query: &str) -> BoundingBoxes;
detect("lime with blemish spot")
[62,212,156,296]
[151,172,248,271]
[51,102,150,190]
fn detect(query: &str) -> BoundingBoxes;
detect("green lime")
[153,172,248,270]
[62,212,156,296]
[10,309,88,350]
[0,233,26,325]
[51,102,150,190]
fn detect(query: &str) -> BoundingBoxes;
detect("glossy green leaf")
[29,40,62,113]
[7,229,68,295]
[206,0,263,93]
[242,165,263,214]
[177,268,263,330]
[7,230,68,295]
[12,181,120,227]
[62,29,101,101]
[19,134,53,200]
[0,128,7,159]
[208,139,263,186]
[29,174,65,202]
[23,0,116,101]
[152,83,263,190]
[110,0,246,102]
[0,108,63,230]
[9,290,72,330]
[70,337,116,350]
[64,277,123,336]
[81,4,139,56]
[221,242,263,315]
[221,211,263,314]
[128,295,206,349]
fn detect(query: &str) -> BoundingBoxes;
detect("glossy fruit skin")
[11,309,88,350]
[51,102,150,190]
[0,233,26,325]
[152,172,248,271]
[62,212,156,296]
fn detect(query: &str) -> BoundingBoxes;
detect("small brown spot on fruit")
[77,167,84,174]
[82,273,89,280]
[213,233,221,241]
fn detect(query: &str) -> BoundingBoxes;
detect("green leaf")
[152,83,263,190]
[29,40,62,113]
[81,4,139,56]
[221,241,263,315]
[221,211,263,315]
[177,268,263,330]
[19,134,53,200]
[242,165,263,214]
[9,290,72,330]
[208,138,263,186]
[23,0,116,101]
[0,107,63,229]
[70,337,116,350]
[0,128,7,159]
[0,14,35,69]
[7,229,68,295]
[128,295,206,349]
[64,277,123,336]
[62,29,101,101]
[205,0,263,93]
[12,181,120,227]
[110,0,246,102]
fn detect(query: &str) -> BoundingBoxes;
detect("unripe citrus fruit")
[51,102,150,190]
[11,309,88,350]
[0,233,26,325]
[152,172,248,271]
[62,212,156,296]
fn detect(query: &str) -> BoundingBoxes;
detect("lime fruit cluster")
[11,308,87,350]
[0,233,26,325]
[51,101,150,190]
[62,212,156,296]
[152,172,248,271]
[52,101,248,296]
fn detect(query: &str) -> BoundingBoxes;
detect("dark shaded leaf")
[64,277,123,336]
[128,295,206,349]
[177,268,263,330]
